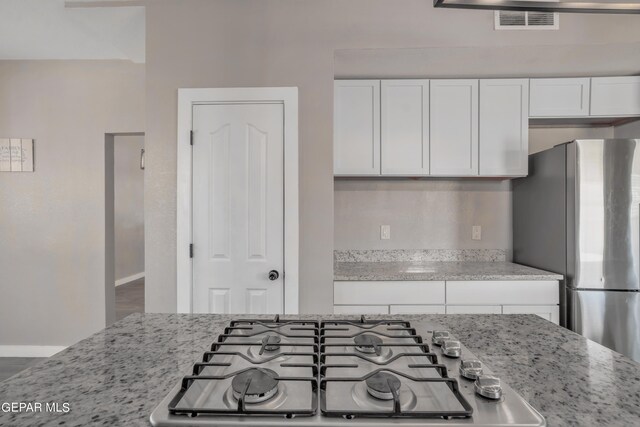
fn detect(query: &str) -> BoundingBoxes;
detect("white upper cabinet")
[334,76,640,179]
[381,80,430,175]
[334,80,380,175]
[590,76,640,117]
[430,79,479,176]
[479,79,529,176]
[529,78,590,117]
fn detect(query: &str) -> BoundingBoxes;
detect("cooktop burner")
[365,372,401,400]
[231,368,279,403]
[354,334,383,354]
[149,315,546,426]
[260,335,282,353]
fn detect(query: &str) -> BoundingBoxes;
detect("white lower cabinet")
[502,305,560,324]
[446,280,560,305]
[446,305,502,314]
[390,305,446,314]
[334,305,389,315]
[334,280,560,323]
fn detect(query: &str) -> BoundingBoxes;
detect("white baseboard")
[0,345,67,357]
[115,271,145,287]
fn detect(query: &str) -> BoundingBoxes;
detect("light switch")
[472,225,482,241]
[380,225,391,240]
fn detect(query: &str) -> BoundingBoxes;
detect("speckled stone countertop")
[1,313,639,426]
[334,261,564,281]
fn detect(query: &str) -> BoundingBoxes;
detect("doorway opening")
[105,132,145,325]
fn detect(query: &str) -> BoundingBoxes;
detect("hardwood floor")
[0,357,45,382]
[116,277,145,321]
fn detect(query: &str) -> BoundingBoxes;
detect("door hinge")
[190,130,194,145]
[189,244,194,258]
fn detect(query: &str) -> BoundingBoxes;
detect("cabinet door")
[334,305,389,315]
[430,80,479,176]
[590,76,640,116]
[446,305,502,314]
[390,305,446,314]
[479,79,529,176]
[381,80,429,175]
[529,78,590,117]
[502,305,560,325]
[334,80,380,175]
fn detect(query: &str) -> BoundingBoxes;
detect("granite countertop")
[1,313,639,426]
[334,261,564,281]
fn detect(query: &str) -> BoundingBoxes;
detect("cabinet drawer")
[530,78,590,117]
[390,305,446,314]
[446,280,559,305]
[334,305,389,315]
[334,281,445,305]
[590,76,640,116]
[446,305,502,314]
[503,305,560,325]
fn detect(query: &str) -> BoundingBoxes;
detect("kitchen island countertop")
[335,261,563,281]
[0,313,638,426]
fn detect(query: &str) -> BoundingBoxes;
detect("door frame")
[177,87,299,314]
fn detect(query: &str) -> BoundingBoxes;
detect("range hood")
[433,0,640,14]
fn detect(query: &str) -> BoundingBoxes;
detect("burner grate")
[166,315,319,418]
[167,368,318,417]
[319,317,474,420]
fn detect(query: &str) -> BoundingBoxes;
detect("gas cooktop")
[149,316,545,426]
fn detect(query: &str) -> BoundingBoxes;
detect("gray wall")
[144,0,640,315]
[114,135,145,282]
[334,180,511,254]
[615,120,640,139]
[0,61,144,346]
[529,127,615,154]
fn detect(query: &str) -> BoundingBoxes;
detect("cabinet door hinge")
[190,130,194,145]
[189,244,194,258]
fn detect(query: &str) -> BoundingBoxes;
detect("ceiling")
[0,0,144,63]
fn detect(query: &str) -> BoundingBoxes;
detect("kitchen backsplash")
[334,249,507,263]
[334,179,511,252]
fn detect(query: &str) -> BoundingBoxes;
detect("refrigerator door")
[569,289,640,362]
[571,139,640,291]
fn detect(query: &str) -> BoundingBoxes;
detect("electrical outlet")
[380,225,391,240]
[472,225,482,241]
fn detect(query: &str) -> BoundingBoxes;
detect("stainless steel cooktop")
[149,316,545,426]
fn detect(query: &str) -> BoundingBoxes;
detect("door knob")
[268,270,280,281]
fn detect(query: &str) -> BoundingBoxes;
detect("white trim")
[177,87,299,315]
[0,345,66,357]
[115,272,145,287]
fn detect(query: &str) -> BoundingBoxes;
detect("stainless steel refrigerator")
[513,139,640,362]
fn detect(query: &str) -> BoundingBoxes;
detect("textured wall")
[114,135,145,282]
[0,61,145,346]
[334,180,512,255]
[144,0,640,315]
[615,120,640,139]
[529,127,615,153]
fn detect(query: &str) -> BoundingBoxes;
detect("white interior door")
[192,103,284,314]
